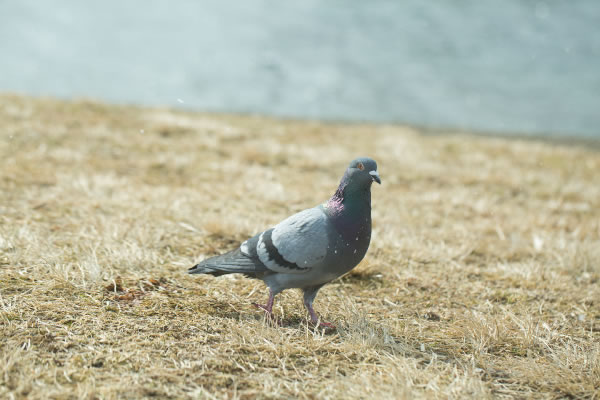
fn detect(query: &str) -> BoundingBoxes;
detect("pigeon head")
[329,157,380,207]
[347,157,381,186]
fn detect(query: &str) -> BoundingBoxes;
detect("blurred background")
[1,0,599,139]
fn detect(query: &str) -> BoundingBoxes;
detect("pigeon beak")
[369,170,381,184]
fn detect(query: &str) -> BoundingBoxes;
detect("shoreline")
[3,92,598,150]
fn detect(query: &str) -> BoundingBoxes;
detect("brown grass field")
[1,94,599,399]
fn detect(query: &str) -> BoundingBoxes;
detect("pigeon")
[188,157,381,328]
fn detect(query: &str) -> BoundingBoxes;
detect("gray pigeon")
[189,157,381,328]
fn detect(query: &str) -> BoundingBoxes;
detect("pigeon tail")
[188,248,266,277]
[188,262,231,276]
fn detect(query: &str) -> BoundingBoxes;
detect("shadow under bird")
[188,157,381,328]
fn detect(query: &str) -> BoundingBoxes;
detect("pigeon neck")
[326,176,372,218]
[325,177,372,243]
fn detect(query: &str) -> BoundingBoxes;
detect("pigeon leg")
[252,289,278,322]
[305,302,335,329]
[303,285,335,329]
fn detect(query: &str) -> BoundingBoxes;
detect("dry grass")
[0,93,599,399]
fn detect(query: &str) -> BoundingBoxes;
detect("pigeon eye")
[357,162,364,170]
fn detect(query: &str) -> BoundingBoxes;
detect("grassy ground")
[0,94,599,399]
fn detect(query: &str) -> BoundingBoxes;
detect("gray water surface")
[1,1,599,137]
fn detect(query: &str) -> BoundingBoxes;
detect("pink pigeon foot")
[306,302,336,330]
[252,290,281,325]
[252,302,272,314]
[316,320,336,329]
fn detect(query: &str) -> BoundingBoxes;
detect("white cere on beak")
[369,170,381,183]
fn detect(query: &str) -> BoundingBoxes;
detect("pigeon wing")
[246,207,329,274]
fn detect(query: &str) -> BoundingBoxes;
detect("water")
[1,0,599,138]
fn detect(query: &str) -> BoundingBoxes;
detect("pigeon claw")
[252,303,282,326]
[309,315,336,330]
[252,302,272,313]
[316,321,336,330]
